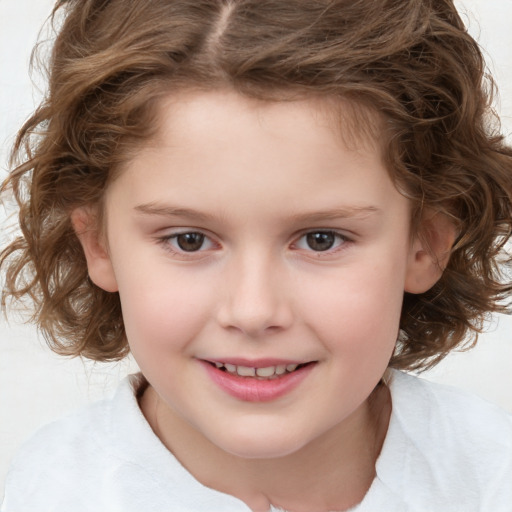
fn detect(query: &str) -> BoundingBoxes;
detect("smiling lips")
[201,359,316,402]
[210,361,305,379]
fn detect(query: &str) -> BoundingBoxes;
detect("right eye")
[159,231,216,253]
[173,232,206,252]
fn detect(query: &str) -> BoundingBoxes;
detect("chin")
[209,427,310,460]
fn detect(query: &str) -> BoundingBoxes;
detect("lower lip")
[200,361,315,402]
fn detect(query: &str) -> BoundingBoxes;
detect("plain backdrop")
[1,0,512,499]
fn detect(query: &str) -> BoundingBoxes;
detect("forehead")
[105,90,407,231]
[148,89,385,157]
[117,91,389,198]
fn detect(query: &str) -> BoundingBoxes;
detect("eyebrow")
[288,206,381,223]
[134,203,216,222]
[134,202,381,222]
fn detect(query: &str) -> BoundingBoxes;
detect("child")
[1,0,512,510]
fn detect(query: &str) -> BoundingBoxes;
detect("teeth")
[213,361,305,378]
[256,366,276,377]
[237,365,256,377]
[275,365,287,375]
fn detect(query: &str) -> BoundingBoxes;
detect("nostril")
[216,279,294,336]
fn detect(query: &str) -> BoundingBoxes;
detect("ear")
[405,211,457,294]
[71,208,119,293]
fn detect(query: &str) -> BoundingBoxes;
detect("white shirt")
[2,370,512,512]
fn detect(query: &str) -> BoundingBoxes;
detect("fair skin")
[74,90,450,512]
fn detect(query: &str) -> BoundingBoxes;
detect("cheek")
[116,266,216,360]
[300,256,406,359]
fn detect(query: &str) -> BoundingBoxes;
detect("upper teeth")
[213,362,300,378]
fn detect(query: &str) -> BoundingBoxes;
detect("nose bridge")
[218,245,292,336]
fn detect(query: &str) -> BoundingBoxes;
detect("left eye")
[167,232,212,252]
[295,231,346,252]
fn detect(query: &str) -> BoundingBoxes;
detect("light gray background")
[1,0,512,499]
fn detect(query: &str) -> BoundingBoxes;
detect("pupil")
[177,233,204,251]
[306,232,335,251]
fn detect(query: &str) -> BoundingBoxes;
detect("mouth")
[200,359,317,402]
[203,360,316,380]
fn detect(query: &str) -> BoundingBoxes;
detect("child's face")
[86,90,430,458]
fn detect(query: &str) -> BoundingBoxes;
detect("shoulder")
[0,374,245,512]
[1,374,246,512]
[388,370,512,447]
[1,374,152,510]
[376,370,512,510]
[9,373,145,458]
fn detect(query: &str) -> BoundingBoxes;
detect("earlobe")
[405,211,457,294]
[71,208,119,293]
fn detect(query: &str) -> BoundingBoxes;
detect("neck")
[140,383,391,512]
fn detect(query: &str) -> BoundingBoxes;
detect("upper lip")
[201,357,315,368]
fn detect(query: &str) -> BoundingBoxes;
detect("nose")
[216,251,294,338]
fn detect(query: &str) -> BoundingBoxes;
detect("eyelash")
[292,231,349,253]
[157,231,217,256]
[157,229,351,259]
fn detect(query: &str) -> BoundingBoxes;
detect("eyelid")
[291,229,352,254]
[155,227,354,259]
[156,228,220,257]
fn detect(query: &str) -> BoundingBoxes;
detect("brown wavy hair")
[2,0,512,370]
